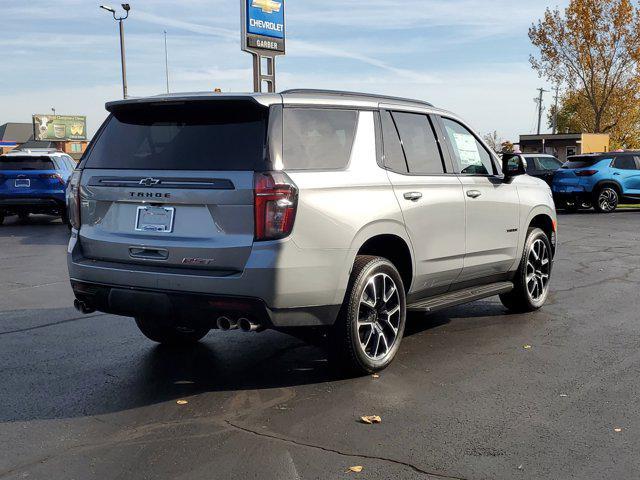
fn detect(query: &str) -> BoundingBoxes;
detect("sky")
[0,0,568,141]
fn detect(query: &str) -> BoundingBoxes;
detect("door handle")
[466,190,482,199]
[613,172,621,176]
[404,192,423,201]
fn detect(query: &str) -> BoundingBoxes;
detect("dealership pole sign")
[32,115,87,141]
[241,0,285,93]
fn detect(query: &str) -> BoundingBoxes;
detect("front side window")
[612,156,639,170]
[441,118,494,175]
[391,112,444,175]
[283,108,357,170]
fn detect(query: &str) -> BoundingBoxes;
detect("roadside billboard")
[242,0,286,54]
[32,115,87,141]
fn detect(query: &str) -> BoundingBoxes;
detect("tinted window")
[380,110,407,173]
[537,156,562,170]
[283,108,357,170]
[612,157,638,170]
[441,118,494,175]
[524,157,536,173]
[392,112,444,174]
[84,102,268,170]
[0,156,55,171]
[562,157,603,169]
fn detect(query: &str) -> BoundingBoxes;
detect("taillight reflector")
[575,170,598,177]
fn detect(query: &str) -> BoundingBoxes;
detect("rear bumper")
[0,196,65,212]
[552,191,591,206]
[67,233,347,327]
[70,279,340,329]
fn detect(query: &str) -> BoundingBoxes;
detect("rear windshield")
[0,156,55,170]
[562,157,604,169]
[84,101,269,170]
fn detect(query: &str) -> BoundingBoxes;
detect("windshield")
[84,101,269,171]
[0,155,56,171]
[562,157,605,169]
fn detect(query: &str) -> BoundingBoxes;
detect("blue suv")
[0,149,76,225]
[552,152,640,213]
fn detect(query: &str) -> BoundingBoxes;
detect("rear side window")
[84,101,269,171]
[380,110,407,173]
[391,112,444,175]
[283,108,357,170]
[563,157,603,169]
[537,156,562,170]
[441,118,495,175]
[0,156,55,170]
[612,157,639,170]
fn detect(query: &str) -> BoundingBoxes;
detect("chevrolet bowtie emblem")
[140,178,161,187]
[252,0,281,14]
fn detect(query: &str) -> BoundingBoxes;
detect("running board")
[407,281,514,313]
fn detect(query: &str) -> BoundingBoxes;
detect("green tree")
[530,0,640,146]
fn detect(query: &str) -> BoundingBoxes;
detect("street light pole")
[100,4,131,99]
[164,30,170,94]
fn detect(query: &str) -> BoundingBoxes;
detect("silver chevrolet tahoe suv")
[67,89,557,374]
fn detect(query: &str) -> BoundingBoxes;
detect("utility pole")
[535,87,549,135]
[552,85,559,135]
[164,31,170,94]
[100,4,131,99]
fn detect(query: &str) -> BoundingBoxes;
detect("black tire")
[329,255,407,375]
[593,185,619,213]
[500,228,553,313]
[135,317,210,345]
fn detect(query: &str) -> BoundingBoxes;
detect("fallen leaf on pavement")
[614,428,623,433]
[176,399,188,405]
[523,345,532,350]
[372,374,380,379]
[348,466,363,473]
[360,415,382,424]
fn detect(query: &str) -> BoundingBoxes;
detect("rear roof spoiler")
[105,93,281,112]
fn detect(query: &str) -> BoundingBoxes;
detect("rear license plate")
[15,179,30,188]
[135,206,175,233]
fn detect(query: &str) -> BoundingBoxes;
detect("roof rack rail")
[280,89,433,107]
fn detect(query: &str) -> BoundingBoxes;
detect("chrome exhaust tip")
[239,318,263,333]
[217,316,238,331]
[74,299,96,315]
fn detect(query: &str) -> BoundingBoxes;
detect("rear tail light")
[39,173,64,185]
[254,172,298,241]
[66,170,83,230]
[575,170,598,177]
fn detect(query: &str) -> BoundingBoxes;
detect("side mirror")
[502,153,527,178]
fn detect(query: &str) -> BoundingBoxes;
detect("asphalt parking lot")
[1,211,639,480]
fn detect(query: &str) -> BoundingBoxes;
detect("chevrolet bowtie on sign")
[243,0,285,53]
[252,0,281,14]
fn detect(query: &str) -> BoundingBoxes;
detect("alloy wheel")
[598,188,618,212]
[357,273,401,360]
[526,239,551,302]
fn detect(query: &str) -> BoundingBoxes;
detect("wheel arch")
[335,221,414,304]
[356,234,413,293]
[594,180,623,195]
[528,212,556,257]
